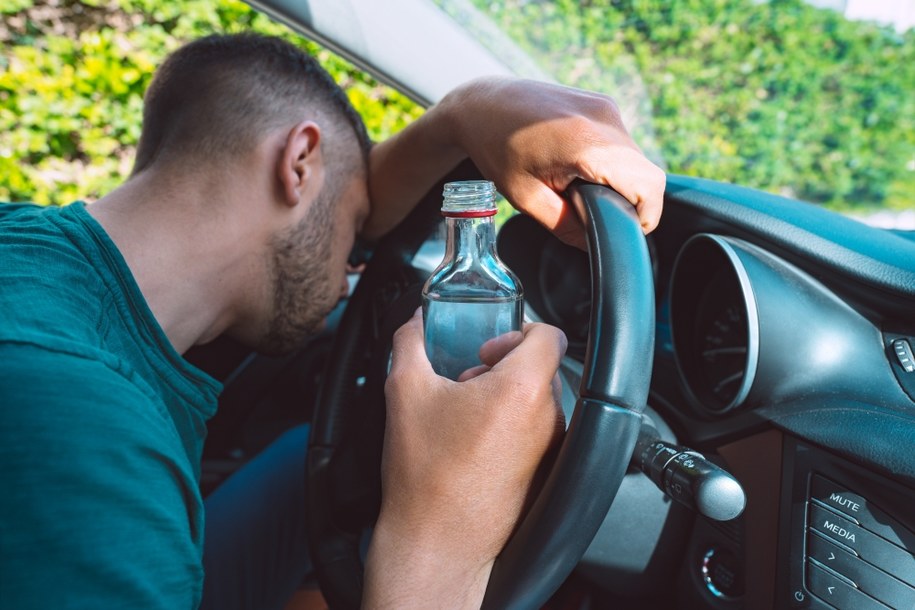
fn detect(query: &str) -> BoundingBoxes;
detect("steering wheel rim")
[306,176,656,609]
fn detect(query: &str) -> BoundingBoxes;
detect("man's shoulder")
[0,341,162,416]
[0,342,206,610]
[0,201,92,254]
[0,201,71,234]
[0,201,44,216]
[0,341,200,537]
[0,202,114,345]
[0,340,198,512]
[0,203,80,269]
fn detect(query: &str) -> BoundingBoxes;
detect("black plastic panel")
[807,503,915,585]
[778,436,915,609]
[885,332,915,402]
[677,512,746,609]
[807,532,915,609]
[661,176,915,323]
[806,561,890,610]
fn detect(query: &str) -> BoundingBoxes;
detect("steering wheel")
[305,165,656,609]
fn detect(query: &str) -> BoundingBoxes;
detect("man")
[0,33,664,608]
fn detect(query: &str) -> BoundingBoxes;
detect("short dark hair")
[133,33,371,176]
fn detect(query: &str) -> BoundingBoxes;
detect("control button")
[808,503,915,585]
[894,339,915,372]
[700,547,743,599]
[809,531,915,609]
[811,474,915,551]
[807,560,890,610]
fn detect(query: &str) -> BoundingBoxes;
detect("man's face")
[260,166,369,356]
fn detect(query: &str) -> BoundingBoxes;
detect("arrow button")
[806,561,893,610]
[807,529,914,608]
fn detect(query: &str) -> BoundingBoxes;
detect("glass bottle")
[422,180,524,380]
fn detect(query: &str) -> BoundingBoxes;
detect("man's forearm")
[363,89,468,241]
[362,519,493,609]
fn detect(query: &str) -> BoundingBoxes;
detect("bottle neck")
[443,215,498,263]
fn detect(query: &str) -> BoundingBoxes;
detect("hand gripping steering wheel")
[305,165,656,609]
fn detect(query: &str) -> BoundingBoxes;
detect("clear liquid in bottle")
[422,181,524,380]
[423,295,523,380]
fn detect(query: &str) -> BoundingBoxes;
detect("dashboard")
[498,175,915,609]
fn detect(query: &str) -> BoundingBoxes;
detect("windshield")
[433,0,914,229]
[2,0,911,229]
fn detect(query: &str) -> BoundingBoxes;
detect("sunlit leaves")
[0,0,422,205]
[470,0,914,212]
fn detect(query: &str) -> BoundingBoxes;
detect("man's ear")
[278,120,322,207]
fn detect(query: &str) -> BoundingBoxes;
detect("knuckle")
[505,375,552,410]
[580,89,620,116]
[392,322,412,344]
[384,368,412,404]
[597,94,622,119]
[568,113,601,137]
[556,328,569,354]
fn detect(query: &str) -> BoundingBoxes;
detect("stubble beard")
[260,186,337,356]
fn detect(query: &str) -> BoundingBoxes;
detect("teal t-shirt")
[0,202,222,608]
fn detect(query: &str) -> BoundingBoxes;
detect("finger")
[477,330,524,367]
[457,364,491,382]
[635,167,666,234]
[502,179,587,250]
[576,146,666,233]
[461,326,550,380]
[457,328,527,381]
[551,372,563,408]
[458,329,526,381]
[490,323,568,382]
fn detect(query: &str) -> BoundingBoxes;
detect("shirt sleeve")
[0,343,204,610]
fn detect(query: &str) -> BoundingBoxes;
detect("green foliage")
[0,0,422,205]
[471,0,914,212]
[2,0,912,212]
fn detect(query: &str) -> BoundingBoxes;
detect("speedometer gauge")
[671,235,760,414]
[694,269,750,406]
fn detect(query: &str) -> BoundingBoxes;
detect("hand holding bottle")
[364,309,566,608]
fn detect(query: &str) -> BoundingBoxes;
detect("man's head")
[134,33,370,179]
[133,33,372,354]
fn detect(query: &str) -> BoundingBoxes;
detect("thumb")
[478,330,524,367]
[490,323,568,383]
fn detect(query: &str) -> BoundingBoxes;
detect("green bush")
[2,0,912,212]
[468,0,914,212]
[0,0,422,205]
